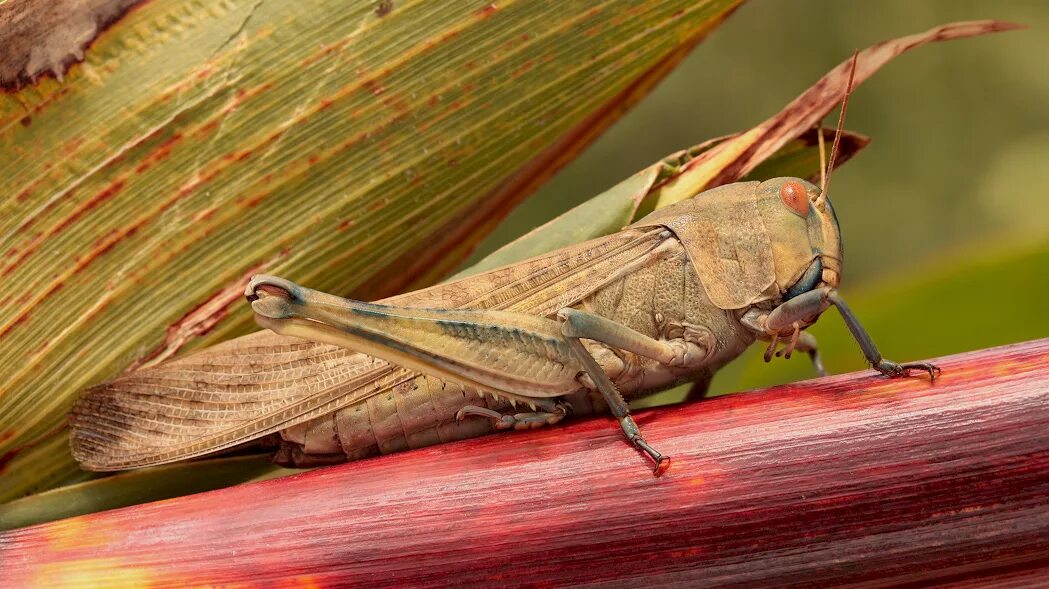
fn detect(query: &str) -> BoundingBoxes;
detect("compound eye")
[780,180,810,217]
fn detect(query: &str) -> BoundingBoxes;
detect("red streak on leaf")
[134,133,183,174]
[126,255,286,372]
[512,59,534,78]
[1,179,125,278]
[238,190,271,208]
[474,4,498,19]
[0,448,19,476]
[194,119,220,138]
[155,76,199,105]
[0,314,29,340]
[192,207,217,223]
[363,80,386,96]
[15,186,33,202]
[61,136,84,157]
[301,39,350,68]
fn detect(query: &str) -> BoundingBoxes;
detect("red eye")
[780,180,809,216]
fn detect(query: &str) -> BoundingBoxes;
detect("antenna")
[819,49,859,205]
[816,124,827,191]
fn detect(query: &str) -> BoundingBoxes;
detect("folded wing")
[71,227,673,470]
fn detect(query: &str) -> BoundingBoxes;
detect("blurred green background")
[469,1,1049,395]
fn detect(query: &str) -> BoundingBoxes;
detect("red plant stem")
[3,339,1048,588]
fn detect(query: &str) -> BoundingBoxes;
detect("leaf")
[0,454,299,531]
[0,0,746,500]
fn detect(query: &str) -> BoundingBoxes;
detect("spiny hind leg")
[455,403,568,431]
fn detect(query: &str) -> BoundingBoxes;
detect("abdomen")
[276,243,754,465]
[275,375,605,466]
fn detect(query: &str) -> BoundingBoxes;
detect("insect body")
[70,177,938,475]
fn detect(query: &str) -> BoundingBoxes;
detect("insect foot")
[874,359,941,381]
[455,404,568,431]
[631,433,671,477]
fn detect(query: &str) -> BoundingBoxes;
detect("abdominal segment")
[272,373,608,467]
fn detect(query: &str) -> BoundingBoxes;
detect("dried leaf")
[648,20,1024,209]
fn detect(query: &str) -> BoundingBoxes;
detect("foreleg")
[762,288,939,379]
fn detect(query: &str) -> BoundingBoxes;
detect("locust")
[70,58,939,476]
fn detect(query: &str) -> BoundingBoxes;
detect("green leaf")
[454,163,664,278]
[0,454,299,531]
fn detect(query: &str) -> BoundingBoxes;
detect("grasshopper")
[70,59,938,476]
